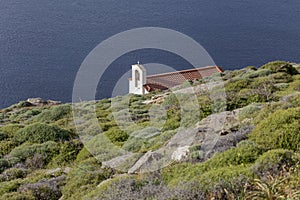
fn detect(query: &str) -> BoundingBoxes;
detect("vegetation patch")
[249,107,300,151]
[14,123,74,144]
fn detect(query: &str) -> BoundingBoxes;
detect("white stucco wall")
[129,64,147,95]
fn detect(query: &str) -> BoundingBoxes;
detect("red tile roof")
[144,66,223,91]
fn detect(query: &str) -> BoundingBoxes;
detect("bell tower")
[129,62,147,95]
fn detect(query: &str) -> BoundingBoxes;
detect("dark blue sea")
[0,0,300,108]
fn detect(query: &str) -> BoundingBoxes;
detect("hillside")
[0,61,300,200]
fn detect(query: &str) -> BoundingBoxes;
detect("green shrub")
[162,94,179,108]
[189,145,204,160]
[122,127,160,152]
[50,139,83,167]
[15,123,74,144]
[163,141,262,186]
[162,108,180,131]
[197,165,253,189]
[243,68,273,78]
[0,192,35,200]
[62,158,113,199]
[0,159,10,173]
[0,140,17,157]
[75,147,93,162]
[252,102,283,125]
[33,104,71,122]
[204,141,264,169]
[162,117,180,131]
[0,125,24,138]
[8,141,60,165]
[238,103,263,121]
[251,149,296,177]
[289,79,300,91]
[269,72,293,83]
[249,107,300,151]
[274,83,289,90]
[0,132,8,140]
[261,61,298,75]
[99,121,117,131]
[225,78,251,92]
[250,77,277,101]
[104,128,129,146]
[288,93,300,107]
[10,109,41,121]
[163,162,253,189]
[198,95,213,118]
[0,179,22,196]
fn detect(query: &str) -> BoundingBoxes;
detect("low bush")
[99,121,117,131]
[0,132,8,140]
[192,165,253,190]
[15,123,74,144]
[18,176,65,200]
[0,192,35,200]
[0,179,22,196]
[289,78,300,91]
[75,147,93,162]
[86,175,207,200]
[251,149,296,177]
[204,141,264,169]
[243,68,273,79]
[0,159,10,173]
[249,107,300,151]
[162,108,181,131]
[238,103,263,121]
[33,104,71,122]
[225,78,251,92]
[162,93,179,109]
[104,128,129,146]
[62,158,113,199]
[162,141,263,186]
[10,109,41,122]
[0,140,17,157]
[261,61,298,75]
[0,124,24,138]
[8,141,60,165]
[189,145,204,160]
[49,139,83,167]
[269,72,293,83]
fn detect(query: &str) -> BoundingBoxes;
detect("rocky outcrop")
[194,109,253,160]
[102,108,255,174]
[143,94,168,104]
[201,125,254,160]
[24,98,61,107]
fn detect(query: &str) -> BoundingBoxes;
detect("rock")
[128,151,164,174]
[142,94,167,104]
[63,167,72,174]
[292,63,300,73]
[171,146,190,161]
[26,98,47,105]
[19,101,34,107]
[46,168,61,176]
[202,126,254,160]
[192,108,255,160]
[102,153,135,170]
[100,108,255,173]
[26,98,61,107]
